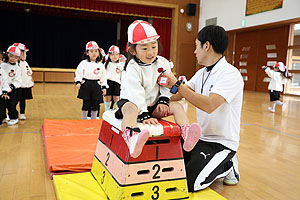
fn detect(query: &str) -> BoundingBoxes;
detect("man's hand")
[143,118,160,126]
[156,104,170,117]
[76,83,81,89]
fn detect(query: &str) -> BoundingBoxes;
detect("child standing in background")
[115,20,201,158]
[75,41,107,120]
[262,62,292,113]
[104,45,124,111]
[87,47,106,119]
[0,65,11,126]
[0,46,22,125]
[13,43,34,120]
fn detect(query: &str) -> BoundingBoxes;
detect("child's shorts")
[269,90,280,101]
[106,80,120,96]
[114,99,158,121]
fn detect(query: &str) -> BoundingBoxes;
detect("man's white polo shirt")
[187,57,244,151]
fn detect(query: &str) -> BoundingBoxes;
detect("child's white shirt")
[75,60,108,87]
[0,68,11,95]
[105,62,124,84]
[120,56,172,115]
[265,67,286,92]
[0,62,22,89]
[19,60,34,88]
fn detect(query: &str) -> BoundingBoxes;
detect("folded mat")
[42,119,102,137]
[42,119,102,173]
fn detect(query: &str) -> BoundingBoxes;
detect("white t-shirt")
[19,60,34,88]
[186,57,244,151]
[265,67,286,92]
[75,60,108,87]
[120,56,172,115]
[0,68,11,95]
[105,62,124,84]
[0,62,22,89]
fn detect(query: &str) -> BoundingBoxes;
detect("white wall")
[199,0,300,31]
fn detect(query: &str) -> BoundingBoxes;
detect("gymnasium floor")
[0,83,300,200]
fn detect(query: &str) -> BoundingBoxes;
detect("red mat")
[42,119,102,176]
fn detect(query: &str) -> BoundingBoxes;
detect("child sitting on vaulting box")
[114,20,201,158]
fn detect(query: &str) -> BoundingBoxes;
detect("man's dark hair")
[197,25,228,54]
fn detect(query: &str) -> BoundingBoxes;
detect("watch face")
[170,85,178,94]
[186,22,193,32]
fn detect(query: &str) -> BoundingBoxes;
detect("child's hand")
[102,89,106,96]
[156,104,170,117]
[76,83,81,89]
[262,66,267,69]
[143,118,160,126]
[1,94,10,100]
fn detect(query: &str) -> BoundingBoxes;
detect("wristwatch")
[170,80,183,94]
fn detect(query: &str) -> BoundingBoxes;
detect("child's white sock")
[271,102,276,110]
[91,111,98,119]
[275,100,283,106]
[105,102,111,111]
[82,110,88,120]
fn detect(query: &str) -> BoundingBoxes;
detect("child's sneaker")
[122,127,150,158]
[268,107,275,113]
[282,103,286,112]
[7,119,19,126]
[181,123,201,152]
[223,169,239,185]
[87,117,91,120]
[20,114,26,120]
[2,119,7,124]
[96,117,100,119]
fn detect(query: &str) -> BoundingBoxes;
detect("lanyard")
[201,70,212,94]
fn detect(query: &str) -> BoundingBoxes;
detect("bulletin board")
[246,0,283,16]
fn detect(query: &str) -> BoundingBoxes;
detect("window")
[286,23,300,95]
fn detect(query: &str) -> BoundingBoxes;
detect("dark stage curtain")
[0,10,117,69]
[0,1,172,68]
[153,18,172,60]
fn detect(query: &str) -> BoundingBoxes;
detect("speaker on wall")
[186,3,196,16]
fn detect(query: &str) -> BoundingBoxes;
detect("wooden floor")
[0,83,300,200]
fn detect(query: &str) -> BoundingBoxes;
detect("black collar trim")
[206,56,223,72]
[134,56,158,66]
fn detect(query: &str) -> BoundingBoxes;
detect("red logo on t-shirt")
[94,68,100,75]
[157,67,164,73]
[116,67,120,74]
[8,70,15,77]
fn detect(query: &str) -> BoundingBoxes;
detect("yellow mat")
[53,172,226,200]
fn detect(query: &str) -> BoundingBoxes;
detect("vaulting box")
[91,110,189,199]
